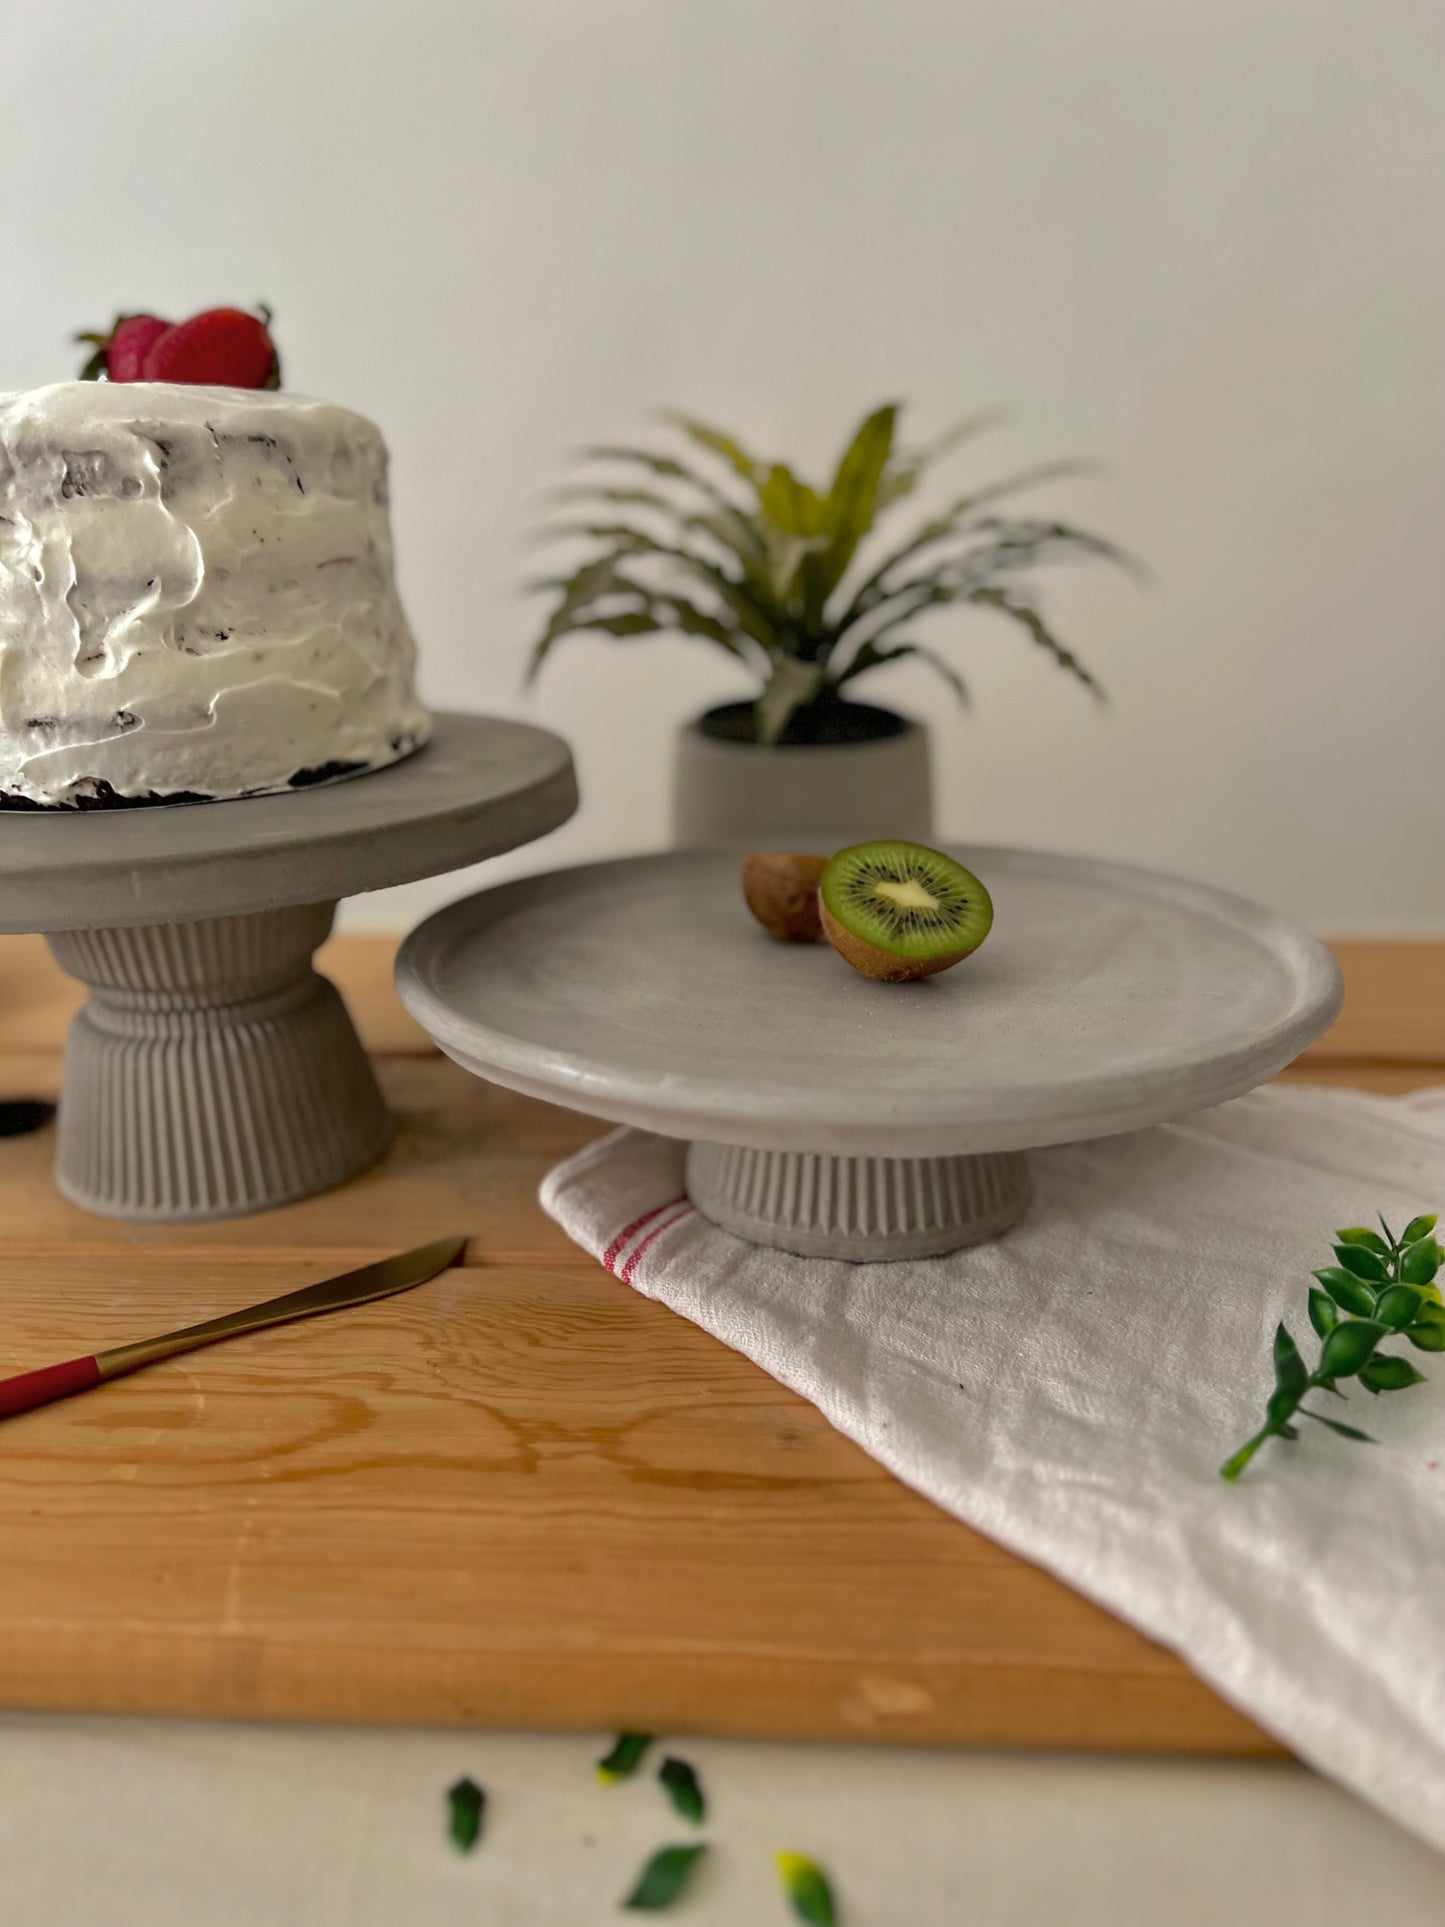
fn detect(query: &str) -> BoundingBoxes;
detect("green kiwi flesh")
[819,840,993,981]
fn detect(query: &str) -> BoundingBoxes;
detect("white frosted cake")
[0,381,430,807]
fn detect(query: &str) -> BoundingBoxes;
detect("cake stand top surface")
[397,846,1343,1157]
[0,713,577,932]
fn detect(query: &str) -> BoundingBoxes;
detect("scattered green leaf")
[597,1733,653,1785]
[776,1851,838,1924]
[447,1776,486,1853]
[622,1843,708,1911]
[658,1756,706,1824]
[1222,1214,1439,1479]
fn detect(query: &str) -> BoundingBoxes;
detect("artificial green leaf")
[1263,1386,1300,1432]
[1401,1214,1439,1246]
[1407,1307,1445,1353]
[833,639,969,705]
[1333,1242,1390,1282]
[803,403,898,617]
[1311,1266,1378,1317]
[1272,1323,1309,1398]
[657,1756,706,1824]
[568,611,662,638]
[759,465,825,539]
[662,412,763,485]
[968,586,1105,699]
[447,1777,486,1853]
[1400,1238,1442,1286]
[1360,1355,1427,1393]
[597,1733,653,1784]
[776,1852,837,1925]
[835,462,1095,631]
[622,1844,708,1911]
[1298,1410,1376,1443]
[755,659,827,747]
[1375,1284,1424,1331]
[1335,1227,1393,1258]
[877,405,1008,506]
[1308,1288,1339,1339]
[654,593,749,655]
[1317,1319,1387,1380]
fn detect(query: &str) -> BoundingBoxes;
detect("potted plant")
[526,403,1131,846]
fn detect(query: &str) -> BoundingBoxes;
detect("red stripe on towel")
[621,1203,695,1282]
[602,1196,687,1276]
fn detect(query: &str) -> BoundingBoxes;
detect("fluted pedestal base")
[685,1141,1031,1261]
[45,905,393,1223]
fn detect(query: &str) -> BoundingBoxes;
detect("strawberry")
[107,315,173,381]
[74,304,280,388]
[75,312,171,381]
[142,307,279,389]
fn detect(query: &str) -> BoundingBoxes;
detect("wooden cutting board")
[0,933,1438,1752]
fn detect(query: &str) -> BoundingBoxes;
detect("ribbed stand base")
[45,905,394,1223]
[685,1141,1031,1260]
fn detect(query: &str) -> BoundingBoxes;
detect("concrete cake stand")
[0,713,576,1222]
[397,846,1343,1262]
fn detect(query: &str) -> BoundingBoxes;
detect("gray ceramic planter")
[670,701,934,848]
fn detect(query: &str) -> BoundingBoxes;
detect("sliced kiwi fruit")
[819,840,993,981]
[741,851,827,942]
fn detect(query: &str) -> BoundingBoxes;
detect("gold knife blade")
[95,1234,469,1381]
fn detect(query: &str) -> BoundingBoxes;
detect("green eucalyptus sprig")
[1221,1213,1444,1481]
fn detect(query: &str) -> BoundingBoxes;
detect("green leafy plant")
[527,404,1134,745]
[1221,1214,1443,1481]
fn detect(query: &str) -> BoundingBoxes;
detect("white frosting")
[0,381,430,805]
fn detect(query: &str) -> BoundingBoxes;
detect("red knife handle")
[0,1355,102,1420]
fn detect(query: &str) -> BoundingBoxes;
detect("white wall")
[7,0,1444,931]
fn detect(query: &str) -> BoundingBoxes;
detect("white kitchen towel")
[541,1085,1445,1857]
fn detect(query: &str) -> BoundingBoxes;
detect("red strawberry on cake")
[75,305,280,389]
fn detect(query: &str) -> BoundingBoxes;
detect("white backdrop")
[6,0,1443,931]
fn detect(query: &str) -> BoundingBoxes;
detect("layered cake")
[0,380,429,807]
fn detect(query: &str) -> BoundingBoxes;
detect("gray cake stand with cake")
[397,846,1343,1262]
[0,713,576,1222]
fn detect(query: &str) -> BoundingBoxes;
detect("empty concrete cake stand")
[0,713,576,1222]
[396,847,1343,1262]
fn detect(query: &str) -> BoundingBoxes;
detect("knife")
[0,1234,467,1422]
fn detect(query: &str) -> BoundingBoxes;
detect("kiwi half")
[819,840,993,981]
[741,851,827,942]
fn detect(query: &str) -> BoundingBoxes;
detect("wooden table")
[0,934,1439,1753]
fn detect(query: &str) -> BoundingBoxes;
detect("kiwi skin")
[741,852,827,943]
[819,843,993,981]
[819,901,972,980]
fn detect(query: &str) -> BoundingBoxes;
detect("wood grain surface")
[0,931,1439,1752]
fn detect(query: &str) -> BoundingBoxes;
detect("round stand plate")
[397,846,1342,1260]
[0,714,577,1221]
